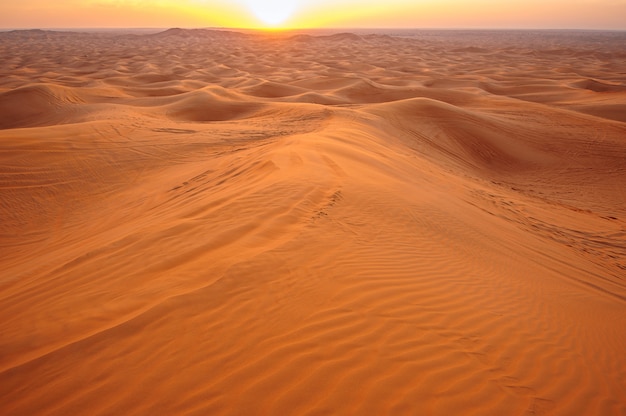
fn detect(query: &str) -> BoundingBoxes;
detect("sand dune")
[1,28,625,415]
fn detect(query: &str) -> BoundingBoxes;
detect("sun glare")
[245,0,298,27]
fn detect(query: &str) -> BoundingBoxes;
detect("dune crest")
[1,28,625,415]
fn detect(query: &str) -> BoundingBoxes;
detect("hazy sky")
[1,0,625,30]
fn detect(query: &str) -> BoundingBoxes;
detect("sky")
[1,0,625,30]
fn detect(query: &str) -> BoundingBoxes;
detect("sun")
[245,0,298,27]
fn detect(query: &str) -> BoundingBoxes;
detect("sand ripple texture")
[1,29,626,415]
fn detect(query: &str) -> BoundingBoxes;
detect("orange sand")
[1,28,625,415]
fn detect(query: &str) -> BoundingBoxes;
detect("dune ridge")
[1,28,625,415]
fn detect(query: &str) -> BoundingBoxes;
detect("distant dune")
[1,28,625,415]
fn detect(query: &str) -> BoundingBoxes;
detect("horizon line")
[2,26,626,32]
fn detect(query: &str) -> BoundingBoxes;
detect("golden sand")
[1,29,625,415]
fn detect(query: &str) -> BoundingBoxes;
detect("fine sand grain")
[1,29,625,415]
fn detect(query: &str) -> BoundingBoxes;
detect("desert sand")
[1,28,625,415]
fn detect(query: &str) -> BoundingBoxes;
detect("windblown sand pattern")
[1,28,625,415]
